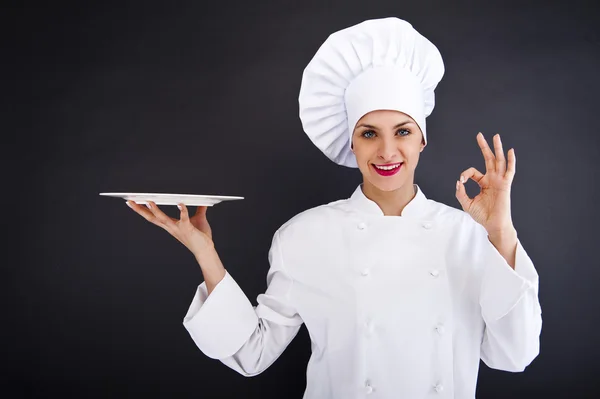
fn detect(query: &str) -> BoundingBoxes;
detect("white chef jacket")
[183,184,542,399]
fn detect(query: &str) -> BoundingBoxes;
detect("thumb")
[455,179,473,212]
[194,206,208,217]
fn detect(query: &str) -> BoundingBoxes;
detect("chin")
[359,163,413,192]
[367,177,405,192]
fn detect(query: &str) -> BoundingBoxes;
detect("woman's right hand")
[126,200,214,257]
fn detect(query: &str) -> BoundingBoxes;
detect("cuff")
[183,270,258,359]
[480,237,539,322]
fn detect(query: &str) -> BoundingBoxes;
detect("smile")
[372,162,403,176]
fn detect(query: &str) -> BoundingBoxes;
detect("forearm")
[182,230,304,366]
[194,245,227,296]
[478,229,542,371]
[487,227,518,269]
[481,290,542,371]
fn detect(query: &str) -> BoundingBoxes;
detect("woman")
[126,18,541,399]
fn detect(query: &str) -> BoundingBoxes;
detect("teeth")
[375,163,402,170]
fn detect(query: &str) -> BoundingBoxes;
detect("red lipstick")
[371,162,403,176]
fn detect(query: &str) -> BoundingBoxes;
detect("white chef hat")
[298,17,445,168]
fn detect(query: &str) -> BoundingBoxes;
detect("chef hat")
[298,17,445,168]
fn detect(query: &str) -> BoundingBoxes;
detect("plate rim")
[99,192,244,200]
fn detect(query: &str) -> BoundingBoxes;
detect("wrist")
[193,241,216,262]
[487,227,517,243]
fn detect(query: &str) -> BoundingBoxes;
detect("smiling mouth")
[373,162,403,170]
[371,162,403,176]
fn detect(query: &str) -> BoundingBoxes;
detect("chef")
[127,17,542,399]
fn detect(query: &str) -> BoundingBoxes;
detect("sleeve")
[182,229,304,376]
[476,224,543,372]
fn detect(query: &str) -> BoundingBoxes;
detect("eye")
[361,130,376,139]
[360,129,411,139]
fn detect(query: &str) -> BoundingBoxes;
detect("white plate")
[99,192,244,206]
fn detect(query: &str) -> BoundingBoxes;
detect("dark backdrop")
[5,0,600,398]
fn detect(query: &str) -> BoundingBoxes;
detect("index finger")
[126,201,177,227]
[477,132,496,173]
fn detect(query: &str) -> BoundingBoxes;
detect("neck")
[361,180,417,216]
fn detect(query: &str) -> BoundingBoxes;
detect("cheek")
[352,150,371,172]
[407,149,422,166]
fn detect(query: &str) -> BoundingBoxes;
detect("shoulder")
[424,198,482,233]
[426,198,490,248]
[274,197,351,240]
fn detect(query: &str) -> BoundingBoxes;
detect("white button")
[361,268,370,276]
[434,384,444,393]
[422,222,432,229]
[435,324,445,335]
[365,321,374,335]
[357,222,367,230]
[429,269,440,277]
[365,381,373,394]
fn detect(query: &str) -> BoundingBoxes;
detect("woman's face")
[351,110,425,192]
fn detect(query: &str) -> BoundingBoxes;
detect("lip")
[371,162,403,176]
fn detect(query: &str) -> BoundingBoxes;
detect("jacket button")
[365,321,374,335]
[357,222,367,230]
[429,269,440,278]
[434,383,444,393]
[435,324,445,335]
[361,268,370,276]
[365,380,373,394]
[422,222,432,229]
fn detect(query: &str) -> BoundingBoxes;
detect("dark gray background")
[5,0,599,398]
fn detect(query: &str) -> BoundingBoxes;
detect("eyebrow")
[355,121,414,130]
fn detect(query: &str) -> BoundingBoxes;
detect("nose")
[377,136,399,162]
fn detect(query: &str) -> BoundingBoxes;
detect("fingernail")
[146,203,151,209]
[126,201,132,208]
[460,175,465,183]
[177,204,182,210]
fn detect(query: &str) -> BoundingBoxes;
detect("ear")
[420,140,426,153]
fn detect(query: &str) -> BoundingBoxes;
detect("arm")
[477,224,542,372]
[487,228,518,269]
[454,133,542,371]
[182,230,304,376]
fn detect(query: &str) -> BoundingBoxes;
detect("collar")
[348,183,429,218]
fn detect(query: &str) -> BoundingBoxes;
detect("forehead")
[356,109,417,126]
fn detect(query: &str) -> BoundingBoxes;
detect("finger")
[493,134,506,174]
[126,201,165,225]
[194,206,208,218]
[477,132,496,173]
[126,201,178,234]
[455,178,473,212]
[126,200,156,221]
[459,167,486,187]
[178,203,190,223]
[146,201,176,230]
[505,148,516,183]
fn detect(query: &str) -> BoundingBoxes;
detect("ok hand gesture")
[455,132,516,236]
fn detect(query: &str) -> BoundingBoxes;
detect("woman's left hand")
[456,132,516,236]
